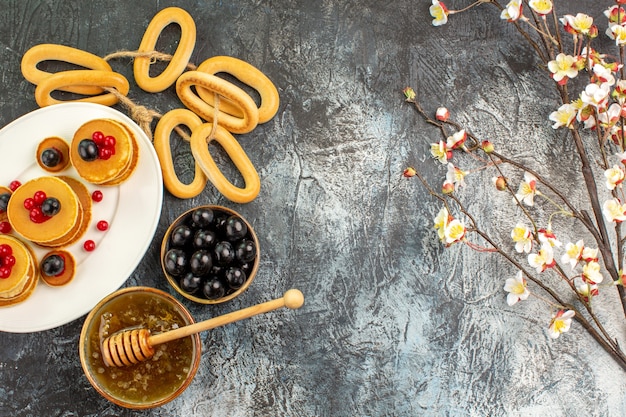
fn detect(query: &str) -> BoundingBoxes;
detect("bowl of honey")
[79,286,201,409]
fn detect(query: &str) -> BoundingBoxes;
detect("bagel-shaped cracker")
[34,70,130,107]
[196,56,279,124]
[21,44,113,95]
[177,71,259,134]
[189,122,260,203]
[154,108,208,198]
[133,7,196,93]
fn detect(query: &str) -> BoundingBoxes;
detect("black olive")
[214,241,235,266]
[164,249,187,276]
[203,278,226,300]
[225,215,248,241]
[189,250,212,276]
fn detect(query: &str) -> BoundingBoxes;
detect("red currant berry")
[0,222,10,234]
[9,181,21,191]
[83,240,96,252]
[98,148,112,160]
[30,207,45,223]
[91,190,103,202]
[103,136,116,148]
[92,131,105,144]
[3,255,15,267]
[96,220,109,231]
[0,266,10,278]
[33,191,47,205]
[0,244,12,257]
[24,198,35,210]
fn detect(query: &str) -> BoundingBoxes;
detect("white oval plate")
[0,102,163,333]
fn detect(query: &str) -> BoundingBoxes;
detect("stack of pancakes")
[70,119,139,185]
[6,176,91,248]
[0,235,38,307]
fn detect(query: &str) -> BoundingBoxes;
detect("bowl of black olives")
[161,205,259,304]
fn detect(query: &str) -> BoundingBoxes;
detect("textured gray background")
[0,0,624,416]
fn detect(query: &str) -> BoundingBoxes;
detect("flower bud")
[442,181,455,194]
[436,107,450,121]
[403,167,416,178]
[494,176,507,191]
[481,140,494,153]
[403,87,416,101]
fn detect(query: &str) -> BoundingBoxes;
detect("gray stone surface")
[0,0,624,416]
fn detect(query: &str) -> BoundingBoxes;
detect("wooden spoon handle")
[148,289,304,346]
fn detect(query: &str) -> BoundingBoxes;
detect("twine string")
[103,49,197,70]
[103,87,162,141]
[101,50,227,145]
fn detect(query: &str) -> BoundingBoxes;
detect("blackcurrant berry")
[40,148,62,168]
[41,197,61,216]
[0,193,10,213]
[41,254,65,277]
[78,139,98,161]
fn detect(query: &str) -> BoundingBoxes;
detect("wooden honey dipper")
[100,289,304,367]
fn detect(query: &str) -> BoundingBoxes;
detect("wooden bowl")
[161,205,260,304]
[79,287,201,409]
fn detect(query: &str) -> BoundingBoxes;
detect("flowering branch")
[404,0,626,371]
[406,97,626,369]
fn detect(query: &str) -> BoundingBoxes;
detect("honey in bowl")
[79,287,201,409]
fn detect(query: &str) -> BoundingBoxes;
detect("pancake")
[0,235,38,307]
[36,136,71,173]
[100,120,140,186]
[40,249,75,287]
[37,203,84,248]
[38,176,91,248]
[70,118,134,185]
[0,185,12,223]
[7,176,80,244]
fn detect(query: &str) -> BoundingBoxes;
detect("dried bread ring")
[133,6,196,93]
[196,56,280,124]
[189,123,260,203]
[34,70,130,107]
[154,108,207,198]
[177,71,259,134]
[21,44,113,95]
